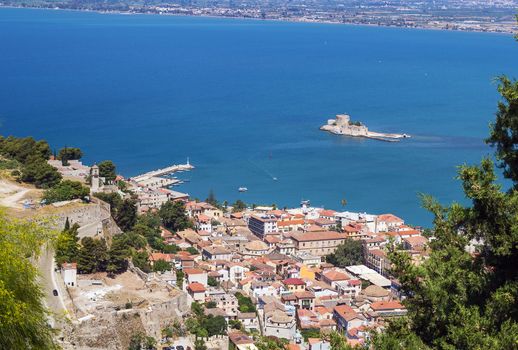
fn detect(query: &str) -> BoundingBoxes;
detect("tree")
[21,155,61,188]
[176,270,184,289]
[232,199,247,212]
[77,237,108,274]
[206,189,218,206]
[228,319,243,330]
[191,301,204,317]
[98,160,116,182]
[194,338,207,350]
[255,336,288,350]
[372,75,518,348]
[486,76,518,185]
[152,259,172,273]
[106,236,129,276]
[201,314,227,337]
[57,147,83,161]
[300,328,320,341]
[162,244,179,254]
[235,292,256,313]
[321,331,356,350]
[132,251,151,273]
[0,136,51,163]
[159,201,192,232]
[55,222,80,267]
[0,212,59,349]
[207,276,218,287]
[185,246,199,255]
[43,179,90,203]
[94,192,122,217]
[115,198,137,232]
[205,301,217,308]
[128,333,156,350]
[119,231,147,250]
[326,238,363,267]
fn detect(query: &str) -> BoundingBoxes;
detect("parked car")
[176,346,185,350]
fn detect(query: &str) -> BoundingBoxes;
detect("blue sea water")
[1,8,517,225]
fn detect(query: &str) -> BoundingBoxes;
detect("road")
[38,246,68,329]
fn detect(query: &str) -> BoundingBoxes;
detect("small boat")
[273,177,278,181]
[238,187,248,192]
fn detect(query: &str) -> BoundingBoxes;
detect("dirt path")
[0,179,37,209]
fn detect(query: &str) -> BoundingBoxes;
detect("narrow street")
[38,246,68,329]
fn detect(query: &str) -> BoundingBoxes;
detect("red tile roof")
[370,301,405,311]
[283,278,305,286]
[187,282,206,293]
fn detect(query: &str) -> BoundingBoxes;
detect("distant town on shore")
[1,0,517,34]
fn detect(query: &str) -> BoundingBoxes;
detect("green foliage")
[191,301,204,317]
[201,314,227,337]
[486,76,518,184]
[185,246,199,255]
[132,213,163,249]
[128,332,156,350]
[57,147,83,160]
[132,251,151,273]
[0,157,20,170]
[159,200,193,232]
[235,292,256,313]
[232,199,247,212]
[326,238,363,267]
[0,212,59,349]
[152,259,172,273]
[94,192,137,232]
[205,301,217,309]
[162,244,179,254]
[118,231,147,250]
[55,222,80,267]
[186,302,227,338]
[207,276,218,287]
[255,336,288,350]
[323,331,359,349]
[228,319,243,330]
[194,338,207,350]
[0,135,51,163]
[93,192,122,217]
[21,155,62,188]
[373,76,518,348]
[206,189,218,206]
[43,179,90,203]
[176,270,184,289]
[98,160,116,182]
[115,198,138,232]
[300,328,320,341]
[77,237,108,274]
[0,136,61,188]
[106,236,130,275]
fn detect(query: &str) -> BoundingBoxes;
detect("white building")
[61,262,77,287]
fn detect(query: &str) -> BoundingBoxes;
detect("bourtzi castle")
[322,114,369,136]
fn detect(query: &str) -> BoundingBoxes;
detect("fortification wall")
[50,198,121,239]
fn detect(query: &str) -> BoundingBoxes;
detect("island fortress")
[320,114,409,142]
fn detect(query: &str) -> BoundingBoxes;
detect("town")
[1,0,517,34]
[0,137,431,350]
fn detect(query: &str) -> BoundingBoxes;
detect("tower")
[91,164,100,193]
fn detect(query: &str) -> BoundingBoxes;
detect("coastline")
[1,5,516,35]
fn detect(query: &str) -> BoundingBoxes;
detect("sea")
[1,8,517,226]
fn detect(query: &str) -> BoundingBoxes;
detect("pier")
[133,160,194,180]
